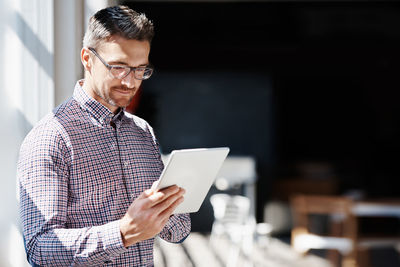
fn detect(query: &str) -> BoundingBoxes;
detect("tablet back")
[157,147,230,214]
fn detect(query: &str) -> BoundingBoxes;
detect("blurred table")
[154,232,332,267]
[351,199,400,267]
[352,200,400,218]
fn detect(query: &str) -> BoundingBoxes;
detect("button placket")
[123,160,129,168]
[109,142,116,150]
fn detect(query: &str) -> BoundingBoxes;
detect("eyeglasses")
[88,47,153,80]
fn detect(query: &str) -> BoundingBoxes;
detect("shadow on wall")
[0,108,32,267]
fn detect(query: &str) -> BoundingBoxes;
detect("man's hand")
[119,185,185,247]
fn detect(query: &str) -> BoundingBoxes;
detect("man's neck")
[81,79,119,114]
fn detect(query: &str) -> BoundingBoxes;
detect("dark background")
[123,1,400,224]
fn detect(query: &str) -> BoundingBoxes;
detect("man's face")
[84,36,151,113]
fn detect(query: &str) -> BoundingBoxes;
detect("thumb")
[151,180,160,192]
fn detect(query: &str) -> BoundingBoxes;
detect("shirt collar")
[73,80,125,126]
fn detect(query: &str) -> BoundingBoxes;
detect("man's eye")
[111,66,127,70]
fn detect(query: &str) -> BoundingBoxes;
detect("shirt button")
[123,161,129,167]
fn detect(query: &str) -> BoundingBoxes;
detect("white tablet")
[155,147,230,214]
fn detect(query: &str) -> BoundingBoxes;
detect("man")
[18,5,190,266]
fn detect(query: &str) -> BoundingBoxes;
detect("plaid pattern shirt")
[18,80,191,266]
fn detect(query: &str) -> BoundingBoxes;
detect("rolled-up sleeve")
[18,121,127,266]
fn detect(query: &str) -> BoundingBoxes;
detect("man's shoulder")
[26,98,80,140]
[123,112,152,131]
[21,113,66,153]
[122,112,160,142]
[52,97,81,121]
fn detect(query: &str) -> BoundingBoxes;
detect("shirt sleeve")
[18,122,127,266]
[158,213,191,243]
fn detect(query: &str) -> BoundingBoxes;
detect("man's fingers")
[159,196,185,218]
[158,184,181,194]
[152,188,185,215]
[142,185,181,207]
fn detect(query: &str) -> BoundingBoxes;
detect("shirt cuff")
[160,214,191,243]
[100,220,128,259]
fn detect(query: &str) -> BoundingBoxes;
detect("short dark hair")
[83,5,154,48]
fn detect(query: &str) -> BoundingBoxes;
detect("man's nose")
[121,72,137,88]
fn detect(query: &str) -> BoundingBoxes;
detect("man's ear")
[81,47,91,72]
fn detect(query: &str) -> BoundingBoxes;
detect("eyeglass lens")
[110,66,153,80]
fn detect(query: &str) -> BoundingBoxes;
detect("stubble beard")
[96,86,136,109]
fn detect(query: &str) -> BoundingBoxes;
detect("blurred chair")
[290,195,400,267]
[215,156,257,216]
[210,193,256,267]
[290,195,357,267]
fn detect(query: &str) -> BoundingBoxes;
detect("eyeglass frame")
[88,47,154,80]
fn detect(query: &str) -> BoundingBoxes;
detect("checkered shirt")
[18,80,191,266]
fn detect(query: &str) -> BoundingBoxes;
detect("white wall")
[54,0,118,106]
[0,0,54,266]
[54,0,84,106]
[0,1,116,265]
[85,0,118,27]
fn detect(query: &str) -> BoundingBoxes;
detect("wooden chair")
[291,194,400,267]
[290,195,360,267]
